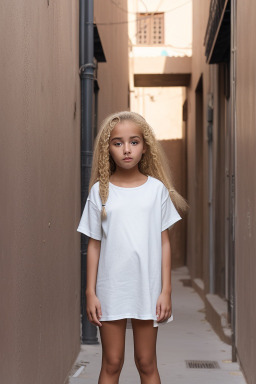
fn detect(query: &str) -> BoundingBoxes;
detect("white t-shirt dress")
[77,175,182,327]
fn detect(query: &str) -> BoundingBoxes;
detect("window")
[136,13,164,45]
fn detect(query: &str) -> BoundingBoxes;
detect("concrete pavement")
[68,266,246,384]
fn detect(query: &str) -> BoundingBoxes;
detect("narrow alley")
[2,1,256,383]
[69,266,246,384]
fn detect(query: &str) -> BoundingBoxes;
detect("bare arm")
[156,229,172,323]
[86,237,101,295]
[85,237,102,327]
[161,229,172,295]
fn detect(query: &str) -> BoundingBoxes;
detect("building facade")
[187,1,256,383]
[0,0,129,383]
[94,0,129,125]
[128,0,192,267]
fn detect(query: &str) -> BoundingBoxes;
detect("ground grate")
[185,360,220,369]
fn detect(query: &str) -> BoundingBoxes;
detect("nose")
[123,142,131,154]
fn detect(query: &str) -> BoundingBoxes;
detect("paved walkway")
[69,266,246,384]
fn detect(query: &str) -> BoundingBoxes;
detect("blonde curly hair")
[89,111,189,219]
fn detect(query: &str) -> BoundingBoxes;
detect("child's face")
[109,120,146,171]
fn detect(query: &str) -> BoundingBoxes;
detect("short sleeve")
[77,198,102,240]
[161,194,182,231]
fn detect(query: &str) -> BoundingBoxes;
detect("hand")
[86,291,103,327]
[156,292,172,323]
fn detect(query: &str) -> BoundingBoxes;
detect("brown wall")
[0,1,81,383]
[160,139,187,268]
[187,1,229,295]
[187,1,256,382]
[94,0,129,125]
[0,1,130,383]
[186,0,211,285]
[236,3,256,383]
[214,64,227,297]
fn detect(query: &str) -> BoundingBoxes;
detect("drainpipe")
[79,0,98,344]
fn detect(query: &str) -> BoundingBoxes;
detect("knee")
[134,355,156,376]
[103,355,124,376]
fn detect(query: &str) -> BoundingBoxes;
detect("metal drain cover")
[186,360,220,369]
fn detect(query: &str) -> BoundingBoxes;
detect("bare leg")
[131,319,161,384]
[98,319,127,384]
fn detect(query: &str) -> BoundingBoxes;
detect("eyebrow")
[110,135,142,142]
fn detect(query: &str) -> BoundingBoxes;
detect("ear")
[142,143,147,154]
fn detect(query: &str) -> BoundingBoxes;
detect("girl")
[77,111,189,384]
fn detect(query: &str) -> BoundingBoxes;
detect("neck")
[111,166,143,181]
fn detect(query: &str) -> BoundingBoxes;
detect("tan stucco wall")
[236,3,256,383]
[0,1,81,383]
[94,0,129,125]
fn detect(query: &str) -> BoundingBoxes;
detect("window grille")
[136,13,164,45]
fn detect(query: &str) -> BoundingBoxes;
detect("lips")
[123,157,132,161]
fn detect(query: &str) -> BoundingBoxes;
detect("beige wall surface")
[128,0,192,57]
[0,1,81,383]
[94,0,129,126]
[236,3,256,383]
[131,87,184,140]
[133,56,192,75]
